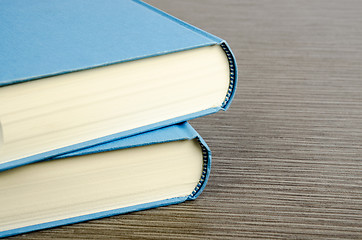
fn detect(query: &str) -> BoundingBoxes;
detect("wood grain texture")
[9,0,362,239]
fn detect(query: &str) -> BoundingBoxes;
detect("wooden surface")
[10,0,362,239]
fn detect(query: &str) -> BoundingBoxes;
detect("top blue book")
[0,0,237,170]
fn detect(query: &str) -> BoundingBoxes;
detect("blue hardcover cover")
[0,122,211,238]
[0,0,236,171]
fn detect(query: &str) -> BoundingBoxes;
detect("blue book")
[0,0,237,171]
[0,122,211,238]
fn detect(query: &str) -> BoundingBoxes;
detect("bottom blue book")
[0,122,211,238]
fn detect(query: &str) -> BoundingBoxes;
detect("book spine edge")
[187,132,211,201]
[220,41,238,110]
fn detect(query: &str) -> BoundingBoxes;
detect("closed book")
[0,0,237,170]
[0,122,211,238]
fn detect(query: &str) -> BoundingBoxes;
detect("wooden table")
[10,0,362,239]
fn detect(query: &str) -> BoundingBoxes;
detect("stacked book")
[0,0,237,237]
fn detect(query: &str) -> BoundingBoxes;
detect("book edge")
[54,122,199,159]
[0,196,188,238]
[1,43,217,87]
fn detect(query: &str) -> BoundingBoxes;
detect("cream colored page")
[0,140,203,232]
[0,45,229,163]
